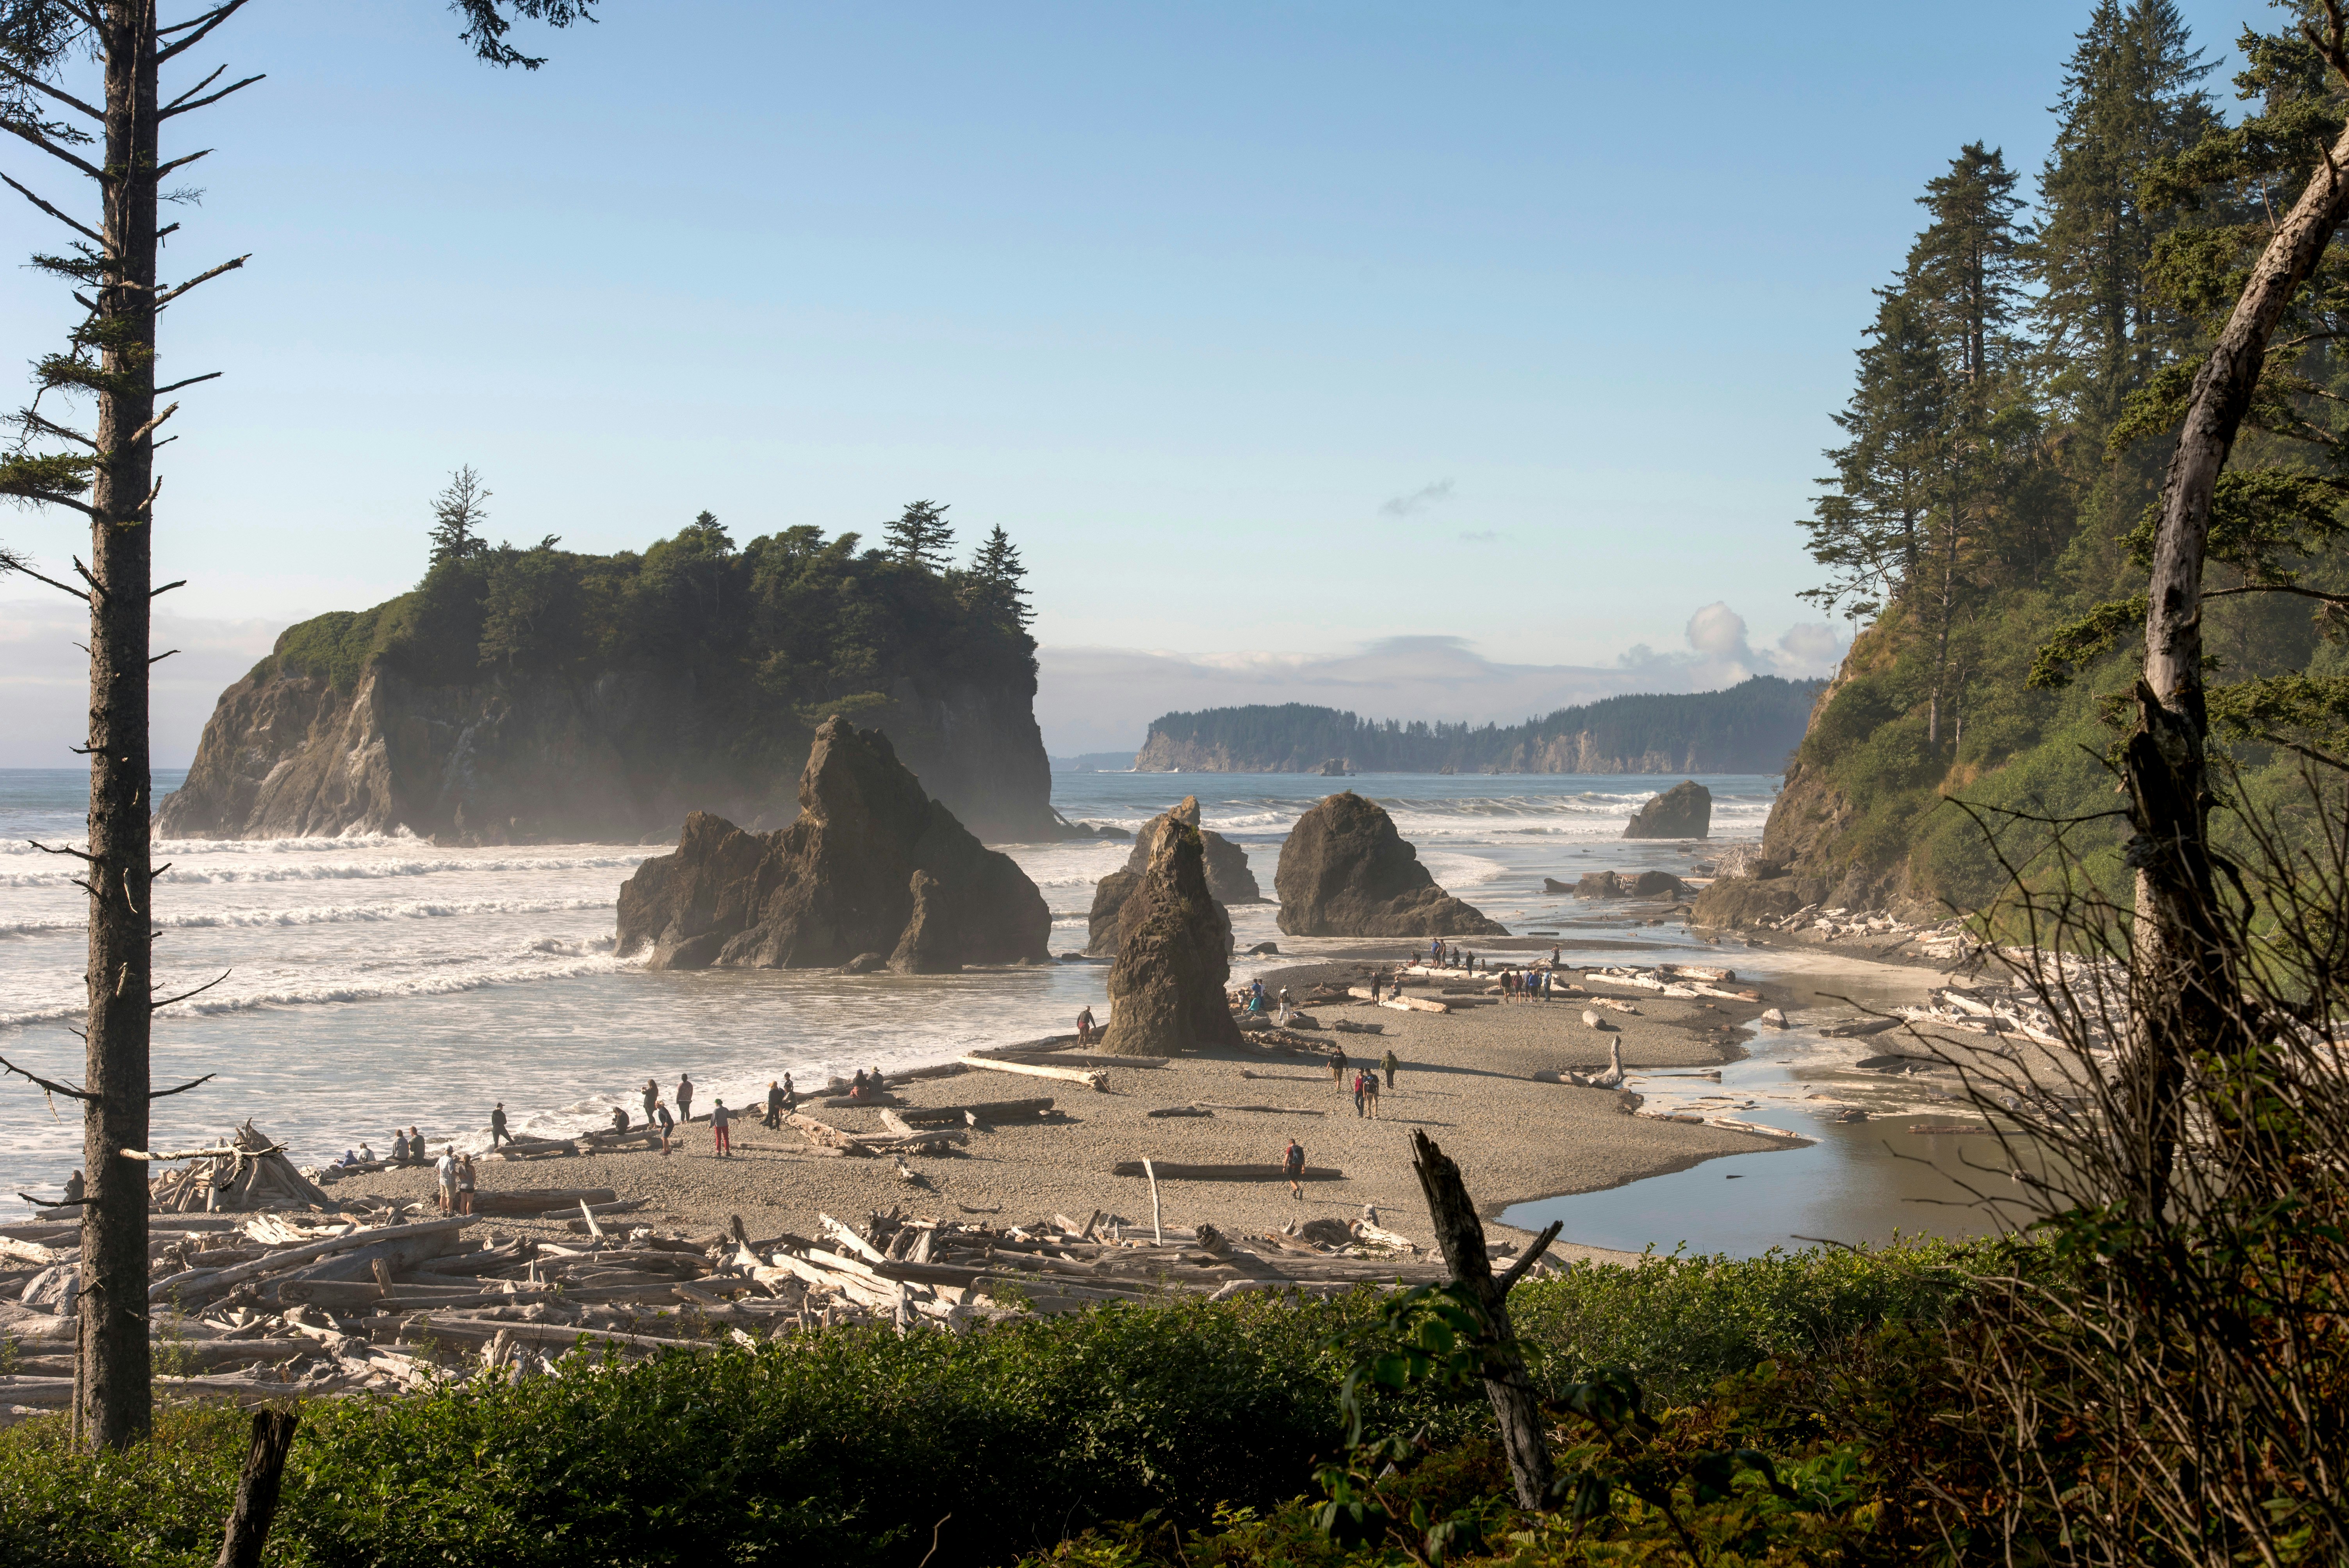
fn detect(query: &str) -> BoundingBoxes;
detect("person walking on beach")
[1076,1006,1096,1046]
[711,1099,733,1157]
[764,1080,786,1129]
[455,1153,477,1215]
[1284,1138,1306,1200]
[654,1098,675,1156]
[435,1146,457,1214]
[675,1074,695,1124]
[1362,1071,1381,1119]
[1381,1047,1399,1089]
[490,1103,511,1149]
[1351,1070,1367,1118]
[1330,1044,1347,1090]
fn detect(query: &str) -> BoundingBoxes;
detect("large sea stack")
[1097,821,1244,1055]
[1085,796,1259,957]
[1623,780,1711,839]
[1274,791,1506,937]
[615,716,1050,971]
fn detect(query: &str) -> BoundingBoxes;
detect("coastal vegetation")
[0,1245,1970,1566]
[1784,0,2349,911]
[1133,679,1821,775]
[274,493,1039,731]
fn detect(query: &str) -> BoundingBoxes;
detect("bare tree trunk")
[2129,28,2349,1213]
[80,4,161,1452]
[214,1409,300,1568]
[1410,1130,1551,1509]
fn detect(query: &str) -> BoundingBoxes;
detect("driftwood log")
[956,1056,1109,1091]
[1110,1161,1342,1182]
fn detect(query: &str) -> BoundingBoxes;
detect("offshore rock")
[1084,796,1260,957]
[888,871,958,974]
[1274,791,1506,938]
[1623,780,1712,839]
[158,646,1060,845]
[615,717,1049,971]
[1097,821,1244,1056]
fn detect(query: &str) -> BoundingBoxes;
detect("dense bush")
[0,1247,1968,1568]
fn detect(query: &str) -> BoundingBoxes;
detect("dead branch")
[0,1051,98,1102]
[157,255,248,308]
[0,169,102,245]
[159,75,262,121]
[150,971,232,1011]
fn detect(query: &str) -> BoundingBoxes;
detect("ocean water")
[0,767,2009,1253]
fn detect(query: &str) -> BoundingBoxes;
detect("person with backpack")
[1283,1138,1306,1200]
[1362,1071,1381,1119]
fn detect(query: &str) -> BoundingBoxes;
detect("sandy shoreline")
[326,945,1826,1264]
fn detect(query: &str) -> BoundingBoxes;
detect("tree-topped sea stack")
[1275,791,1506,937]
[1097,821,1245,1055]
[1623,780,1711,839]
[1085,795,1260,956]
[615,716,1050,970]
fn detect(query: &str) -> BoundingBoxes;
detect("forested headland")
[1131,677,1821,775]
[158,495,1066,843]
[1779,1,2349,911]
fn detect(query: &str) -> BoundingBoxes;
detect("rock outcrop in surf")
[615,717,1050,971]
[1085,796,1259,957]
[1622,780,1711,839]
[1098,820,1244,1055]
[1274,791,1506,938]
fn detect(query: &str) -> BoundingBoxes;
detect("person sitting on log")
[391,1130,410,1165]
[850,1069,869,1100]
[611,1105,631,1137]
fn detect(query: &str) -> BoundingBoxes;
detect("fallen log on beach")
[956,1055,1109,1091]
[891,1096,1053,1125]
[1110,1161,1343,1182]
[469,1187,617,1215]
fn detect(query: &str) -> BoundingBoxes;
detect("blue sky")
[0,0,2278,759]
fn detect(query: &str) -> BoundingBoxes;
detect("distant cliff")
[159,516,1060,845]
[1131,677,1823,775]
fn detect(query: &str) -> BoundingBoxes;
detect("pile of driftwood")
[731,1205,1518,1327]
[0,1195,1563,1426]
[150,1122,335,1213]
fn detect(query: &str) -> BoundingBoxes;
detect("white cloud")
[1035,604,1847,755]
[0,598,287,768]
[1378,479,1455,517]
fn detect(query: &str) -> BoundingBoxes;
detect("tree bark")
[2129,86,2349,1213]
[81,3,162,1454]
[214,1408,299,1568]
[1409,1130,1551,1510]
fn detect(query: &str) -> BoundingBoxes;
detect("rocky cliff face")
[1274,791,1506,937]
[613,718,1051,971]
[157,650,1058,845]
[1084,796,1260,957]
[1098,822,1244,1056]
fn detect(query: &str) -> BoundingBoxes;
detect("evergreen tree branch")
[0,168,99,243]
[0,56,100,122]
[155,253,247,307]
[0,112,106,180]
[155,0,255,64]
[158,73,261,121]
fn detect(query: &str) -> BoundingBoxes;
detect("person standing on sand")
[1330,1044,1347,1090]
[1352,1071,1366,1118]
[676,1074,695,1124]
[435,1146,457,1214]
[490,1103,510,1149]
[782,1074,796,1112]
[1363,1072,1381,1119]
[1284,1138,1306,1200]
[456,1153,476,1215]
[1076,1006,1096,1046]
[711,1099,732,1157]
[655,1098,675,1155]
[765,1081,785,1129]
[642,1079,659,1126]
[1381,1048,1399,1089]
